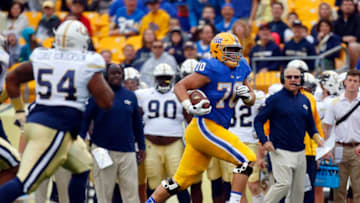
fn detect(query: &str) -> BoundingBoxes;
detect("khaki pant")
[145,138,184,190]
[265,149,306,203]
[334,144,360,203]
[92,144,139,203]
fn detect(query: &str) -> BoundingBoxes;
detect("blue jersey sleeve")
[194,59,215,79]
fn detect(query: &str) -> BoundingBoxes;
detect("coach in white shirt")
[323,69,360,202]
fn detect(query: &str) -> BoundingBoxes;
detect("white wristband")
[181,99,192,112]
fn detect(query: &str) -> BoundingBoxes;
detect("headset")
[280,68,304,86]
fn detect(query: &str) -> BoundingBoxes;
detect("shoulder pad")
[86,52,106,69]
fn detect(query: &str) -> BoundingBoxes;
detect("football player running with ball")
[0,20,114,202]
[146,32,257,203]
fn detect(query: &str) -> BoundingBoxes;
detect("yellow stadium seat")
[42,37,55,48]
[83,12,100,31]
[24,11,43,30]
[98,37,126,62]
[252,71,281,93]
[56,11,68,20]
[96,13,110,27]
[92,37,100,50]
[126,35,142,51]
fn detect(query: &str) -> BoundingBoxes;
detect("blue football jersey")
[194,58,251,129]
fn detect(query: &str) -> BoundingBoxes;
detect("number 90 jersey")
[135,87,184,137]
[30,48,105,112]
[194,58,251,129]
[229,90,265,144]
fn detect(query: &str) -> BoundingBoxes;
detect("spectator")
[216,3,238,32]
[200,5,216,26]
[19,27,39,62]
[100,49,113,66]
[227,0,258,25]
[175,0,190,32]
[187,0,222,34]
[163,18,189,45]
[35,1,61,42]
[4,1,29,36]
[301,25,315,45]
[60,0,73,11]
[254,65,323,203]
[333,0,360,69]
[249,23,282,73]
[311,2,335,39]
[284,11,298,42]
[143,0,178,18]
[140,40,177,87]
[268,2,289,43]
[109,0,144,37]
[139,0,170,40]
[108,0,145,18]
[81,64,145,203]
[283,20,316,71]
[70,0,93,36]
[133,28,156,69]
[120,44,137,69]
[6,32,21,67]
[183,41,198,60]
[231,20,255,58]
[315,19,341,70]
[322,69,360,203]
[165,26,185,65]
[196,24,215,59]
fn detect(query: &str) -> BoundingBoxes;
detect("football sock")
[211,178,223,198]
[0,177,24,202]
[146,196,157,203]
[229,191,242,203]
[252,192,264,203]
[68,170,89,203]
[223,181,231,200]
[176,189,190,203]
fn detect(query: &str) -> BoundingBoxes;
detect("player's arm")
[174,73,211,116]
[6,62,34,111]
[174,72,210,103]
[88,72,114,110]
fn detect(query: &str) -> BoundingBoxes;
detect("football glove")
[235,85,252,102]
[181,99,212,116]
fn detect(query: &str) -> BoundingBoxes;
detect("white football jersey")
[135,87,184,137]
[0,49,9,92]
[30,48,105,111]
[317,95,337,120]
[229,90,266,143]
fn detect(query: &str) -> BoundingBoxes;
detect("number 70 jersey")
[30,48,105,111]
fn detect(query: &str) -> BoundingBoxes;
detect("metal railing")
[250,45,349,89]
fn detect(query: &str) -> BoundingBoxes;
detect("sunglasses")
[285,75,300,79]
[152,46,163,49]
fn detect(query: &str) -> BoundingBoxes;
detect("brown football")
[189,90,210,108]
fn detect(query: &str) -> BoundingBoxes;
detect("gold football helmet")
[210,32,242,68]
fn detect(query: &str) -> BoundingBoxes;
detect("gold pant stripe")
[0,145,19,167]
[23,130,65,193]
